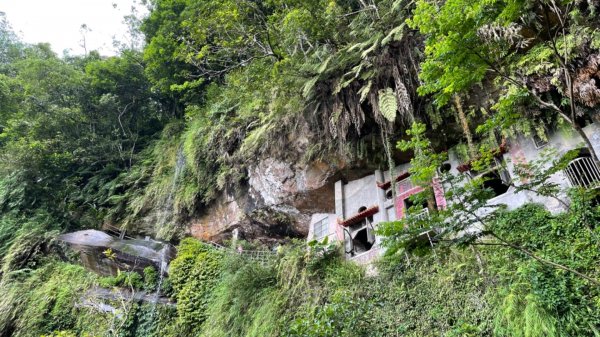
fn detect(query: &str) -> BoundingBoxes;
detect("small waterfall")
[150,245,169,324]
[156,147,186,238]
[154,248,167,302]
[149,147,183,328]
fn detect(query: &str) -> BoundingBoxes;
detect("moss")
[168,238,224,335]
[98,270,144,289]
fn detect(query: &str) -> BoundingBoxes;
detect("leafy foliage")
[0,261,108,337]
[167,238,224,334]
[98,270,144,290]
[378,88,398,122]
[1,2,600,337]
[409,0,600,159]
[381,122,600,336]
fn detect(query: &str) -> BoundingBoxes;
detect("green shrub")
[41,331,78,337]
[3,199,599,337]
[201,259,278,337]
[0,261,111,337]
[143,266,158,292]
[0,211,58,274]
[98,270,144,289]
[168,238,224,335]
[487,196,600,336]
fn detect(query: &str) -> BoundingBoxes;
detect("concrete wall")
[308,122,599,264]
[339,174,380,220]
[446,122,599,213]
[324,164,419,254]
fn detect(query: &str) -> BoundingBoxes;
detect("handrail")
[411,208,430,222]
[200,240,276,264]
[103,224,136,240]
[101,225,274,263]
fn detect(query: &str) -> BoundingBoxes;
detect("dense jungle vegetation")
[0,0,599,336]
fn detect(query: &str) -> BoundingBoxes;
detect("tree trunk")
[454,95,476,158]
[572,123,600,166]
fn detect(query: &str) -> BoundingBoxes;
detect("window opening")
[403,197,427,210]
[481,170,510,197]
[313,217,329,239]
[469,158,511,198]
[564,150,600,189]
[404,196,430,221]
[575,114,594,128]
[439,162,452,174]
[532,129,549,149]
[350,227,375,255]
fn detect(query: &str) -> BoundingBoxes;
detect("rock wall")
[189,159,342,244]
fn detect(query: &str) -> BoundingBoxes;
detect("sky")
[0,0,147,56]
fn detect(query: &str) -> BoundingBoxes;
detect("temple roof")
[376,171,411,190]
[338,205,379,227]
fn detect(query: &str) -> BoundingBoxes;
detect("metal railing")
[564,157,600,189]
[102,223,276,264]
[104,224,135,240]
[201,241,275,264]
[410,208,430,222]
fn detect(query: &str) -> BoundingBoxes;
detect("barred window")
[564,155,600,189]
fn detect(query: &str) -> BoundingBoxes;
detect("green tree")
[380,122,600,287]
[409,0,600,162]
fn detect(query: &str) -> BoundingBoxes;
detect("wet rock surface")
[78,286,176,317]
[59,230,175,276]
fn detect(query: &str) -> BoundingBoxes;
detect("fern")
[358,81,372,103]
[347,41,371,52]
[317,55,334,74]
[361,33,383,59]
[378,88,398,122]
[302,76,319,99]
[382,23,405,46]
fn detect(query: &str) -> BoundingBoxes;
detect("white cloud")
[0,0,147,56]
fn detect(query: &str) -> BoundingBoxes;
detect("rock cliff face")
[189,159,343,244]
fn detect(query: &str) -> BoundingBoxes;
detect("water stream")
[156,146,186,239]
[150,245,169,323]
[150,146,184,324]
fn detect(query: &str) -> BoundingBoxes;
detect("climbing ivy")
[168,238,224,335]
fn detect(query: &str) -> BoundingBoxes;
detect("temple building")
[307,122,600,264]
